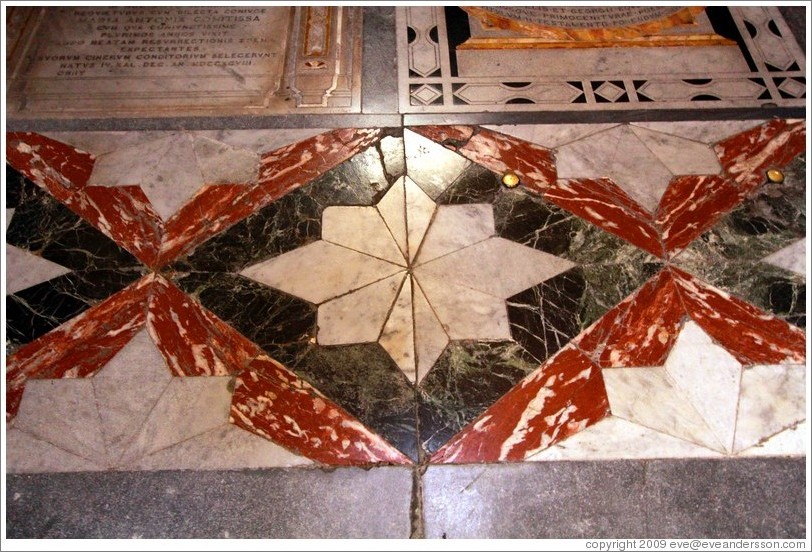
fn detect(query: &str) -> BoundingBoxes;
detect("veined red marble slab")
[5,274,153,421]
[575,269,685,368]
[156,184,248,267]
[79,186,163,267]
[671,268,806,365]
[544,178,664,257]
[7,133,164,266]
[231,355,412,466]
[147,276,264,377]
[409,125,557,194]
[156,129,382,267]
[715,119,806,190]
[6,132,94,194]
[431,346,609,463]
[656,175,744,255]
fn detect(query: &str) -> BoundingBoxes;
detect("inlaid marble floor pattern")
[4,119,807,472]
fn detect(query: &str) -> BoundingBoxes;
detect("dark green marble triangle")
[417,340,537,455]
[6,269,145,350]
[5,168,143,272]
[171,271,317,366]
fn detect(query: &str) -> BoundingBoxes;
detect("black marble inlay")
[435,164,502,205]
[418,340,538,454]
[172,272,317,366]
[672,154,805,327]
[6,184,142,272]
[6,269,145,349]
[292,343,418,461]
[507,263,662,365]
[6,164,39,209]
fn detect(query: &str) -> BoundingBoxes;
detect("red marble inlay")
[671,268,806,365]
[147,276,263,377]
[715,119,806,187]
[78,186,164,267]
[157,184,248,267]
[656,175,745,254]
[576,269,685,368]
[432,346,609,463]
[545,178,664,257]
[409,125,557,194]
[231,355,412,466]
[5,274,153,421]
[257,127,383,198]
[6,132,95,194]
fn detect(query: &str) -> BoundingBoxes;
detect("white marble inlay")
[119,376,232,465]
[131,423,311,470]
[42,130,162,156]
[92,330,173,464]
[6,429,105,473]
[630,125,722,175]
[195,128,330,154]
[603,366,727,452]
[412,282,449,383]
[664,321,742,452]
[379,277,417,379]
[377,177,409,258]
[737,420,807,457]
[556,124,674,213]
[240,240,404,305]
[6,208,15,230]
[762,239,806,275]
[416,204,494,264]
[322,206,407,265]
[733,364,805,452]
[485,123,620,149]
[630,120,766,145]
[404,176,436,262]
[318,272,405,345]
[14,379,107,463]
[415,237,575,299]
[5,245,73,295]
[191,135,259,185]
[528,416,723,461]
[404,129,470,199]
[88,132,209,221]
[416,277,511,341]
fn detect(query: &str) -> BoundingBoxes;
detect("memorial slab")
[6,6,362,118]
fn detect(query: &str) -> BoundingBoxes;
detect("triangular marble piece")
[377,177,408,258]
[191,135,259,185]
[130,423,312,470]
[630,125,721,175]
[733,364,805,452]
[6,429,106,473]
[92,329,173,464]
[412,281,450,383]
[318,272,405,346]
[603,366,727,452]
[379,277,416,380]
[761,239,806,275]
[322,205,406,265]
[664,321,742,453]
[404,129,469,199]
[404,176,436,262]
[5,245,73,295]
[416,204,494,264]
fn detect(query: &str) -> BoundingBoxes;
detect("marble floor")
[3,5,809,542]
[5,118,807,473]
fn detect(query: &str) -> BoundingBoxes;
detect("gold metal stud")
[766,169,785,183]
[502,172,520,188]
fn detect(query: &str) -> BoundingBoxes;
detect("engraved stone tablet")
[6,6,361,118]
[481,6,687,29]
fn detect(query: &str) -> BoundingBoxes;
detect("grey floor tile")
[643,457,806,539]
[5,467,413,538]
[423,461,649,538]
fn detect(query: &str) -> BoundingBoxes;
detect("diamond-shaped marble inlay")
[412,84,442,105]
[594,82,625,102]
[241,176,573,382]
[778,78,805,98]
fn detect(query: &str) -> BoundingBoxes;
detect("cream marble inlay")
[241,176,573,382]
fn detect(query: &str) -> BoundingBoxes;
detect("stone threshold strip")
[4,119,806,468]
